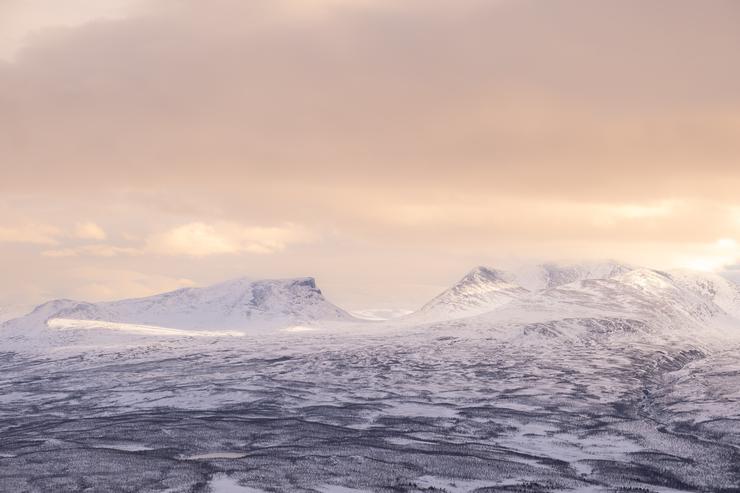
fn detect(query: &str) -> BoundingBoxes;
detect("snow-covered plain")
[1,264,739,492]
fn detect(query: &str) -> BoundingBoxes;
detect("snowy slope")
[410,261,633,323]
[2,264,740,492]
[665,269,740,319]
[527,275,707,336]
[414,266,529,321]
[1,277,358,339]
[3,264,739,347]
[405,264,740,345]
[511,260,633,291]
[351,308,414,321]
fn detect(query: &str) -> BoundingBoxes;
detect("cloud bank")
[0,0,739,308]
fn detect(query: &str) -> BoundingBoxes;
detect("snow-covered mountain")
[415,266,529,320]
[540,267,740,326]
[407,263,740,344]
[511,260,633,290]
[3,264,739,346]
[3,264,739,492]
[666,269,740,319]
[411,261,634,322]
[2,277,358,338]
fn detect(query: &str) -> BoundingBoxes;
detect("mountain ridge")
[411,261,636,322]
[3,264,739,346]
[2,276,358,336]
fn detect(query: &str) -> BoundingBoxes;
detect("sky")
[1,0,740,312]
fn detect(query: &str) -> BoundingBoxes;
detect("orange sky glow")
[1,0,739,310]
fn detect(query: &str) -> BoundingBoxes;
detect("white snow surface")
[414,266,529,321]
[510,260,634,291]
[404,262,740,340]
[412,262,635,322]
[1,262,739,349]
[1,276,358,342]
[1,262,740,491]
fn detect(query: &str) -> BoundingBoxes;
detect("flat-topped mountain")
[2,277,357,336]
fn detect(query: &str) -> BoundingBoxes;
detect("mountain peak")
[463,266,512,284]
[210,276,318,294]
[410,261,640,323]
[415,266,527,320]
